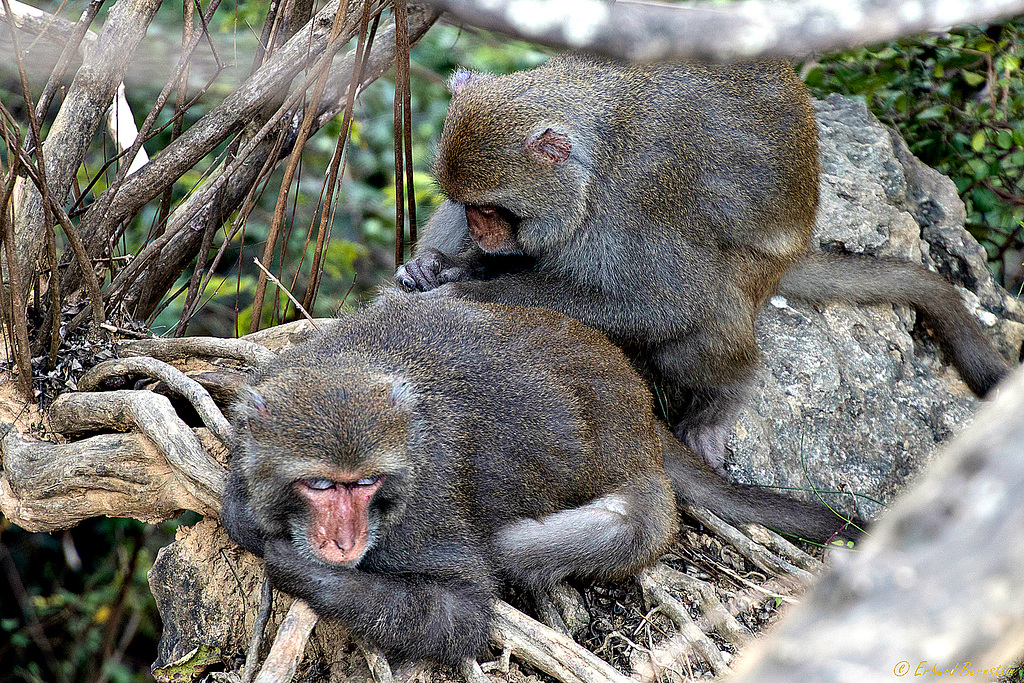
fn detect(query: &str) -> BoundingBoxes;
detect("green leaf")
[152,644,223,683]
[971,188,998,212]
[971,131,986,152]
[998,129,1014,149]
[916,105,947,120]
[962,71,987,87]
[967,158,990,178]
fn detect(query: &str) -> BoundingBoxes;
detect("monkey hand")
[396,248,470,292]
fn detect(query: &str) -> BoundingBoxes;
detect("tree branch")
[428,0,1024,62]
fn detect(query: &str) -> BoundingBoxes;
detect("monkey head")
[433,69,593,256]
[229,363,416,567]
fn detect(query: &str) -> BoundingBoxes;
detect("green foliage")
[0,518,172,682]
[806,20,1024,287]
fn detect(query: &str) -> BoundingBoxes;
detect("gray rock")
[727,94,1023,520]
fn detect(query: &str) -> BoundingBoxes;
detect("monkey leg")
[492,475,677,591]
[646,322,759,471]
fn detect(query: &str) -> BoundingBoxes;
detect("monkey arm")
[413,199,474,254]
[397,247,535,292]
[262,536,497,666]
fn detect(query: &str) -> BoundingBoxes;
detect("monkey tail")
[657,424,860,543]
[777,252,1009,397]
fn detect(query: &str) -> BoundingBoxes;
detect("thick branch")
[47,390,227,510]
[0,428,215,531]
[490,600,633,683]
[123,336,276,366]
[8,0,161,302]
[252,600,319,683]
[428,0,1024,62]
[78,357,234,444]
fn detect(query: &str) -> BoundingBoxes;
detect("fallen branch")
[252,600,319,683]
[428,0,1024,62]
[490,599,633,683]
[0,427,213,530]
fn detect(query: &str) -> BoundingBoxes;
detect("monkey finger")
[394,265,418,291]
[421,282,458,300]
[405,260,441,291]
[441,267,470,284]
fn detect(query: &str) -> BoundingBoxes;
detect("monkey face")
[230,365,417,569]
[465,205,521,254]
[290,473,386,566]
[433,70,593,256]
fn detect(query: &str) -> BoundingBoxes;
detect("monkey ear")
[449,69,490,95]
[235,386,273,435]
[526,128,572,164]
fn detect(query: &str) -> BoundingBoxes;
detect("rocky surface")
[728,94,1024,519]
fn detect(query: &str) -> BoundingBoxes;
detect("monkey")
[221,292,859,666]
[395,53,1011,469]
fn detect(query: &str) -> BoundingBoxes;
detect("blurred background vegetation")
[808,20,1024,295]
[0,2,1021,680]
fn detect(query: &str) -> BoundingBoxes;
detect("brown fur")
[398,54,1011,468]
[222,294,856,665]
[400,54,819,468]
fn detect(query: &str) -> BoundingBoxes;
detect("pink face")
[294,474,385,566]
[465,205,513,253]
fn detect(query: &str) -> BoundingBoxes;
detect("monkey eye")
[355,475,381,487]
[301,478,335,491]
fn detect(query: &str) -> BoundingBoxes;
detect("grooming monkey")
[397,54,1011,469]
[221,293,857,666]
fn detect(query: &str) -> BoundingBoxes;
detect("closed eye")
[301,478,335,491]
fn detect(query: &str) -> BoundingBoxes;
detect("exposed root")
[252,600,318,683]
[79,356,233,444]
